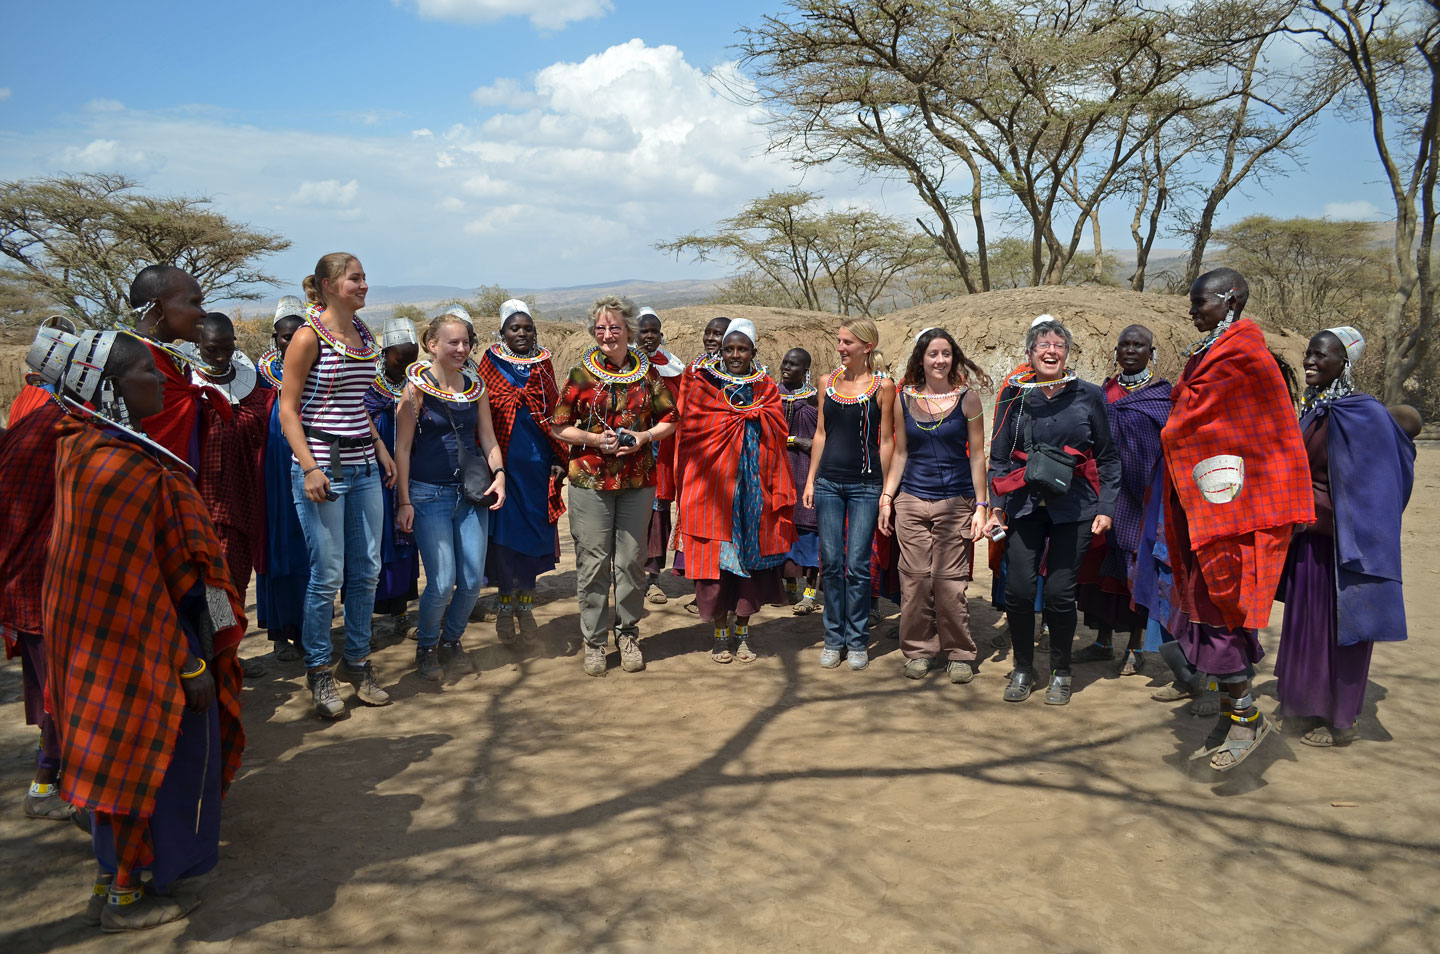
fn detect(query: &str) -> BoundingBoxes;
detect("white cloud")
[412,128,434,138]
[58,138,159,173]
[471,78,539,110]
[84,98,125,112]
[292,178,360,207]
[0,88,11,102]
[1323,200,1383,220]
[397,0,611,30]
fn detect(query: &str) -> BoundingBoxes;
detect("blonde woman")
[802,316,896,671]
[551,296,677,676]
[278,253,395,718]
[395,314,506,682]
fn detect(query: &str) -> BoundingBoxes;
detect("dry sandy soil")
[2,442,1437,954]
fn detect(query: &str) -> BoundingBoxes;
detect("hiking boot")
[947,661,975,684]
[438,640,476,676]
[903,657,932,680]
[338,660,391,706]
[307,667,345,719]
[584,644,608,676]
[415,645,442,682]
[617,633,645,672]
[1044,671,1073,706]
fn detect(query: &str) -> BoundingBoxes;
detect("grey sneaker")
[903,657,932,679]
[819,648,843,669]
[438,641,476,676]
[307,667,345,719]
[848,650,869,671]
[617,633,645,672]
[415,645,442,682]
[338,660,391,706]
[1044,671,1073,706]
[947,661,975,684]
[584,644,608,676]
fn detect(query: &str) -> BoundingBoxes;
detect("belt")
[304,425,375,476]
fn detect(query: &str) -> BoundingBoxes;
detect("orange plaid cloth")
[1161,319,1313,628]
[43,417,246,817]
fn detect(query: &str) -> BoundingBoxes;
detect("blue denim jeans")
[291,462,384,670]
[813,476,882,652]
[410,480,490,648]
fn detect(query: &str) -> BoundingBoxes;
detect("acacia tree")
[657,191,934,316]
[0,172,289,327]
[1286,0,1439,402]
[1216,215,1386,324]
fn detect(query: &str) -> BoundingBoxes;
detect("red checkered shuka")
[6,377,54,428]
[138,342,232,466]
[198,385,272,536]
[43,417,247,817]
[477,349,568,522]
[0,400,65,650]
[674,370,796,579]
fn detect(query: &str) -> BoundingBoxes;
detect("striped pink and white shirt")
[295,320,378,468]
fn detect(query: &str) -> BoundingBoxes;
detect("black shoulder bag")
[1022,409,1077,497]
[435,392,497,508]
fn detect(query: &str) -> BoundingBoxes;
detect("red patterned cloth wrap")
[478,350,569,522]
[674,371,795,579]
[139,342,232,467]
[0,400,65,651]
[6,378,54,428]
[43,417,246,817]
[198,386,273,592]
[653,374,682,502]
[1161,319,1313,629]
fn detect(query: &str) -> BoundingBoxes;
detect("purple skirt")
[1275,531,1373,729]
[1177,621,1263,679]
[694,567,787,621]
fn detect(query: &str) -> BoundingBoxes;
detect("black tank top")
[817,390,882,483]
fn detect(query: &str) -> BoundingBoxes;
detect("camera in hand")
[616,430,637,448]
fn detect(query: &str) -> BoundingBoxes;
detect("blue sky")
[0,0,1393,300]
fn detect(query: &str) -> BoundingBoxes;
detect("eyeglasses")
[1032,342,1067,353]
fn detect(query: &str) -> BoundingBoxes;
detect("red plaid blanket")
[0,400,64,646]
[478,350,568,522]
[43,417,246,817]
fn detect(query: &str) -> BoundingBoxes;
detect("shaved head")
[128,264,189,310]
[1195,268,1249,312]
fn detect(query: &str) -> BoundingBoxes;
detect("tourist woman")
[635,307,686,602]
[878,329,989,683]
[674,319,795,663]
[802,316,897,671]
[395,314,506,682]
[278,253,395,718]
[984,319,1120,705]
[1274,327,1414,747]
[551,296,677,676]
[478,299,567,645]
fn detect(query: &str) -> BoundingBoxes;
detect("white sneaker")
[848,651,869,671]
[819,648,843,669]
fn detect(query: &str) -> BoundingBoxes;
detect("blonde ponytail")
[304,252,358,308]
[839,316,886,374]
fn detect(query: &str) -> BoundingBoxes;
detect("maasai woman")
[675,319,795,662]
[255,298,308,661]
[551,296,677,676]
[1274,327,1414,747]
[1074,324,1173,676]
[479,299,566,645]
[984,320,1121,705]
[779,348,821,614]
[879,329,989,683]
[395,314,506,681]
[186,312,273,678]
[0,324,78,820]
[6,316,76,426]
[279,253,396,718]
[636,307,686,603]
[45,330,246,931]
[676,315,733,617]
[360,317,421,639]
[803,316,897,671]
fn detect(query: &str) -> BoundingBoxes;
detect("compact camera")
[616,430,638,449]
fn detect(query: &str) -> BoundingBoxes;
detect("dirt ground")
[2,441,1437,954]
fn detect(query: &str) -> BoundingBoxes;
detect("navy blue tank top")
[897,393,976,501]
[411,392,478,485]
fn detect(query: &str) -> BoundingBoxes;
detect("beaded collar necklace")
[824,367,883,405]
[373,364,406,400]
[1117,367,1154,391]
[405,360,485,403]
[781,385,817,402]
[582,346,650,385]
[1007,369,1077,391]
[1188,311,1237,357]
[306,304,378,361]
[1299,375,1354,416]
[492,342,551,366]
[193,352,258,403]
[903,385,964,432]
[703,364,767,411]
[258,348,283,387]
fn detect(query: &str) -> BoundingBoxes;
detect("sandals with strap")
[1210,713,1276,772]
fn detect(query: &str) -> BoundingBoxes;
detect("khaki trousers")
[569,486,655,647]
[894,492,977,661]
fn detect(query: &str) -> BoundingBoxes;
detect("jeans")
[814,476,881,652]
[1005,509,1092,673]
[569,486,654,647]
[411,480,489,648]
[292,462,384,670]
